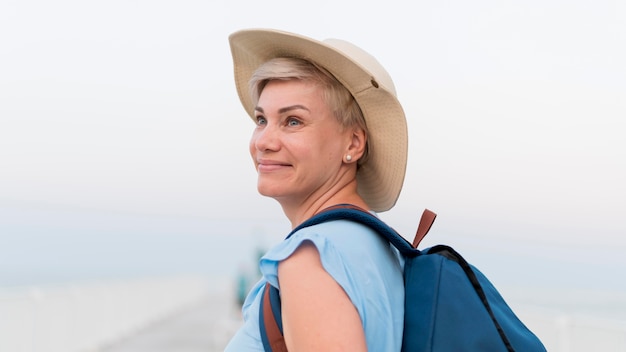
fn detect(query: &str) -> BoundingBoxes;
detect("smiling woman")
[250,79,365,220]
[225,29,408,351]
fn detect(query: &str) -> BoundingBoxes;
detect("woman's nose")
[252,124,280,152]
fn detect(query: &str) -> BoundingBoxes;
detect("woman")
[226,29,409,351]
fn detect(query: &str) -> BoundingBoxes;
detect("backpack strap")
[412,209,437,248]
[260,283,287,352]
[287,204,421,257]
[259,204,433,351]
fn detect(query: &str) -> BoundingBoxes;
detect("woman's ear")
[345,128,367,163]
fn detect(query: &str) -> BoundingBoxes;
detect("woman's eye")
[287,118,301,126]
[255,116,267,125]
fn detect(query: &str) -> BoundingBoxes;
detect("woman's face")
[250,79,352,205]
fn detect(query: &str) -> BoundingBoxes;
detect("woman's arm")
[277,241,367,351]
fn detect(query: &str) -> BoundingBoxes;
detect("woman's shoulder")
[260,219,400,281]
[266,218,380,252]
[296,218,387,246]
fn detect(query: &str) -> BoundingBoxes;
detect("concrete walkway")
[100,290,243,352]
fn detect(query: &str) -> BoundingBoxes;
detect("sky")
[1,0,625,288]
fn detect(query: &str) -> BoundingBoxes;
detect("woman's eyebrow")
[254,105,310,114]
[279,104,309,114]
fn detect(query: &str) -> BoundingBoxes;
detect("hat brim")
[229,29,407,212]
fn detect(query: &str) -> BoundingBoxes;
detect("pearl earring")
[346,155,352,162]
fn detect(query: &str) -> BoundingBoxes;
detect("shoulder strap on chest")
[260,283,287,352]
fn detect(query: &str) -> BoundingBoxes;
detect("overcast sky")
[1,0,624,267]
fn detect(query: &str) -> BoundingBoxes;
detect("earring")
[346,155,352,162]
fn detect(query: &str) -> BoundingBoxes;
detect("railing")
[0,276,211,352]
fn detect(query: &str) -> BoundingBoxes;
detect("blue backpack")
[259,204,546,351]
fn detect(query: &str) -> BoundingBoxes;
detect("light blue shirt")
[225,218,405,351]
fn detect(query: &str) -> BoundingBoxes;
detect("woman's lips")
[257,159,291,172]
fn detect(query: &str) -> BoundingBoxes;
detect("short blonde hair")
[249,57,369,163]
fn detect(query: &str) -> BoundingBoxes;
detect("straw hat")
[229,29,408,212]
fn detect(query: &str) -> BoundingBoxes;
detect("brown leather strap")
[262,283,288,352]
[412,209,437,248]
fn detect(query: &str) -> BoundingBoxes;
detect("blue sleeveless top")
[225,218,405,351]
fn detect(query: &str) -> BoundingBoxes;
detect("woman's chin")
[256,185,284,199]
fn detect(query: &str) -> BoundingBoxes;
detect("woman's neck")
[279,180,369,229]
